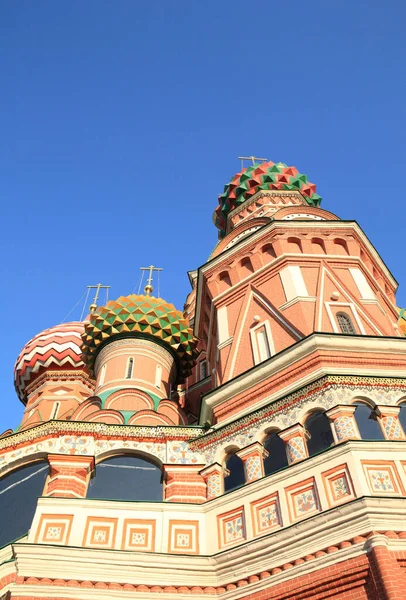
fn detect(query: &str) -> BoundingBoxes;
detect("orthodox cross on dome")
[238,155,268,169]
[140,265,163,296]
[87,283,110,313]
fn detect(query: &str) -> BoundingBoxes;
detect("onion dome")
[14,321,85,403]
[81,295,199,380]
[398,308,406,336]
[214,161,321,237]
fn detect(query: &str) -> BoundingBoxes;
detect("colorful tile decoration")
[250,493,282,537]
[34,514,73,545]
[294,490,317,514]
[226,516,244,542]
[217,507,246,548]
[245,454,262,482]
[207,472,222,499]
[331,475,350,498]
[122,519,155,552]
[168,520,199,554]
[132,532,146,545]
[92,528,108,543]
[286,435,307,463]
[167,440,204,464]
[369,470,396,492]
[322,463,355,507]
[83,517,118,549]
[285,478,320,521]
[191,376,406,464]
[380,416,404,440]
[44,526,62,541]
[362,461,404,496]
[333,415,358,441]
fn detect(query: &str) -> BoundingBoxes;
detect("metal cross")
[237,156,268,169]
[140,265,163,296]
[87,283,110,313]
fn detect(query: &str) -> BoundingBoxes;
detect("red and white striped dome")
[14,321,86,402]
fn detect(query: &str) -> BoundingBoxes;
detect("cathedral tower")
[1,158,406,600]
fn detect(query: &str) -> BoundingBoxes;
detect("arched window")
[125,357,134,379]
[99,364,106,386]
[50,401,60,420]
[399,402,406,433]
[199,360,208,380]
[305,411,334,456]
[337,312,357,334]
[353,402,384,440]
[155,365,162,388]
[0,461,49,547]
[87,455,163,502]
[250,322,273,364]
[224,452,245,493]
[263,432,288,476]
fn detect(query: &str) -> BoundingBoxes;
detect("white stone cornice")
[12,497,406,589]
[200,334,406,425]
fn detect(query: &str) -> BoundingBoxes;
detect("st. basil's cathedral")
[1,158,406,600]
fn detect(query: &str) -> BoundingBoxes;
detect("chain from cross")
[237,156,268,169]
[140,265,163,296]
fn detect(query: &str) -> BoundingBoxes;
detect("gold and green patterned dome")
[214,160,321,237]
[398,308,406,336]
[81,294,199,380]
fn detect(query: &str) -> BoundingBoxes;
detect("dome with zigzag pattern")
[81,295,199,380]
[214,161,321,237]
[14,321,86,403]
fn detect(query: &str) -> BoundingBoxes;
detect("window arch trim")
[250,320,274,364]
[125,357,134,379]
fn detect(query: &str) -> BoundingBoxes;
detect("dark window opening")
[87,455,163,502]
[126,357,134,379]
[337,312,356,334]
[305,411,334,456]
[224,453,245,493]
[0,461,49,548]
[263,432,288,476]
[353,403,384,440]
[399,402,406,433]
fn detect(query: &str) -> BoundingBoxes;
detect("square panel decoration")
[34,514,73,545]
[250,492,282,537]
[217,506,246,549]
[285,477,320,522]
[322,463,355,507]
[121,519,156,552]
[82,517,118,549]
[362,461,405,496]
[168,520,199,554]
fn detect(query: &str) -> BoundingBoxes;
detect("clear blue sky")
[1,1,405,432]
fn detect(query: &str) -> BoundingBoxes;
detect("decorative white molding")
[200,334,406,425]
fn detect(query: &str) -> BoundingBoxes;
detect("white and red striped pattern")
[14,321,85,401]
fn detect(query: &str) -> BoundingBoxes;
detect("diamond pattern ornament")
[214,160,321,237]
[81,295,199,381]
